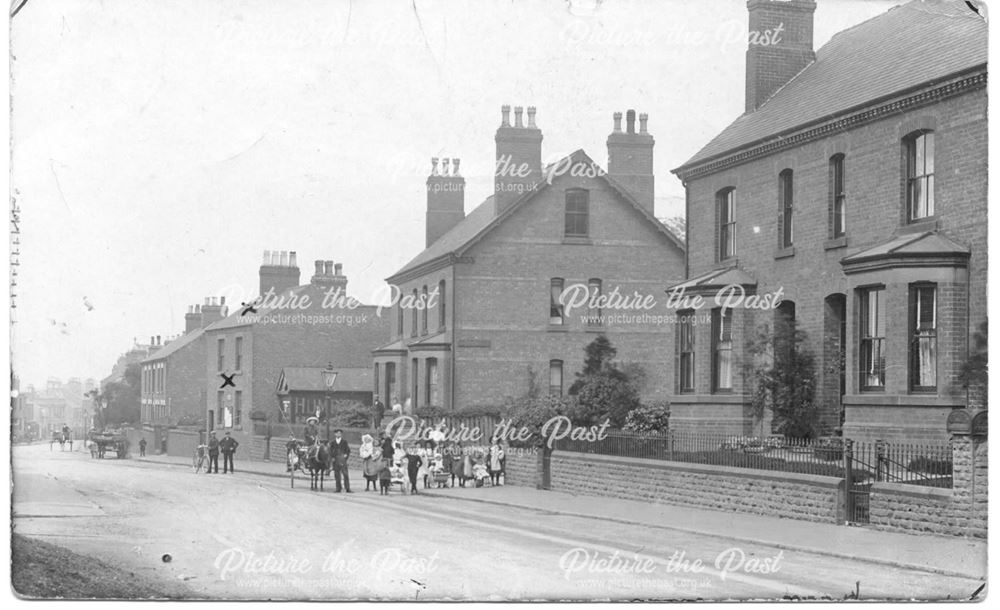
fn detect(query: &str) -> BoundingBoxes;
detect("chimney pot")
[315,260,324,275]
[514,106,524,128]
[441,158,450,176]
[150,336,154,346]
[196,304,201,313]
[204,297,210,306]
[324,260,334,275]
[334,262,343,276]
[500,104,511,127]
[220,296,226,306]
[527,106,537,128]
[613,112,623,133]
[430,157,439,176]
[626,110,636,134]
[289,251,297,268]
[639,113,649,134]
[263,250,271,265]
[157,335,161,345]
[279,251,288,266]
[452,158,461,176]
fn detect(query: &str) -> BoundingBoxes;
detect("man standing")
[220,431,239,474]
[330,429,352,493]
[207,431,220,474]
[138,437,147,457]
[372,395,385,431]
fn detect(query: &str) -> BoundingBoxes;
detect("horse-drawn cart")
[89,430,130,459]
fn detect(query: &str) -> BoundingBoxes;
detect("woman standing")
[489,439,505,486]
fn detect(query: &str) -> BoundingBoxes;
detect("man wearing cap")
[372,395,385,431]
[330,429,352,493]
[207,431,220,474]
[220,431,239,474]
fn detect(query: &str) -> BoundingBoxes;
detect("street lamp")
[321,363,338,441]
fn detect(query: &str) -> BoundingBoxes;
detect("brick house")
[202,252,389,447]
[139,299,225,429]
[373,106,686,411]
[670,0,987,441]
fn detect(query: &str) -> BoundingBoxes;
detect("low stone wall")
[869,437,987,538]
[504,448,543,487]
[543,452,843,523]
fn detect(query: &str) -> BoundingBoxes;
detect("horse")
[304,441,333,491]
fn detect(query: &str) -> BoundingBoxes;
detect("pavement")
[133,450,986,581]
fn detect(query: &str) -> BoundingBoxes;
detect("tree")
[746,322,819,439]
[959,319,988,409]
[567,335,641,428]
[91,363,142,428]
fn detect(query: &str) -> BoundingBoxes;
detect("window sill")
[562,236,592,245]
[547,324,569,332]
[715,257,738,269]
[824,236,848,250]
[774,246,796,260]
[899,216,939,235]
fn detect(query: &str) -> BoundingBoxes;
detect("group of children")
[359,433,506,495]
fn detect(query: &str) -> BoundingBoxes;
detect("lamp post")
[321,363,338,441]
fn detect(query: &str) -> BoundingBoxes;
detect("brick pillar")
[971,437,988,536]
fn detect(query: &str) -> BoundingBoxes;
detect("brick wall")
[549,451,843,523]
[166,428,200,458]
[869,435,986,538]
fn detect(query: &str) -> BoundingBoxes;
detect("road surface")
[11,443,982,600]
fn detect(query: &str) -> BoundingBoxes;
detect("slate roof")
[141,328,205,363]
[276,367,372,393]
[840,230,971,264]
[676,0,987,172]
[668,266,757,292]
[389,149,685,280]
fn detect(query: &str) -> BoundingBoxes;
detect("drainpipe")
[450,263,457,410]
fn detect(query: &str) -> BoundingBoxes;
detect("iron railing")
[554,430,952,487]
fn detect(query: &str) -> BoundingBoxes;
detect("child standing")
[406,450,424,494]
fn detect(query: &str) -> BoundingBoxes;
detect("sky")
[11,0,900,387]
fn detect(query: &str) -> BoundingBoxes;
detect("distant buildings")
[19,376,96,437]
[199,252,388,445]
[671,0,987,441]
[374,106,686,410]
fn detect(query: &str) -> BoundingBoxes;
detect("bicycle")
[193,444,207,473]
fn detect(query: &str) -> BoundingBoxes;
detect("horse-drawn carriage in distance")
[88,429,130,459]
[50,425,73,451]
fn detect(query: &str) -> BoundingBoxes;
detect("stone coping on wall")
[871,481,954,501]
[556,450,843,489]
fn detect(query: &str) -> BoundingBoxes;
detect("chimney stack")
[607,109,655,214]
[201,297,226,327]
[494,104,543,215]
[185,305,200,333]
[426,153,466,247]
[310,258,349,291]
[259,248,301,296]
[745,0,816,112]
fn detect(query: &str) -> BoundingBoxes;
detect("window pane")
[914,134,925,173]
[924,133,934,174]
[550,279,565,324]
[549,361,563,396]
